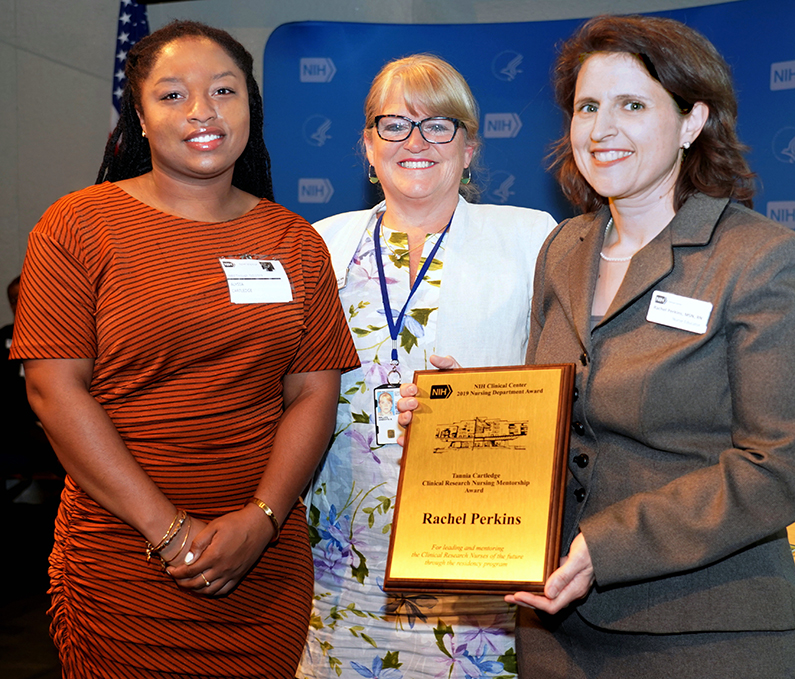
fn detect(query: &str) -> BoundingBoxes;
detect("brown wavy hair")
[550,14,755,214]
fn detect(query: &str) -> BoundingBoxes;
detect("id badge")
[374,384,402,445]
[646,289,712,334]
[218,258,293,303]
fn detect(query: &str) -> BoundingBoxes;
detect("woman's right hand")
[396,354,461,435]
[505,532,594,614]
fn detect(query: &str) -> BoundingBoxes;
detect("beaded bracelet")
[248,497,280,543]
[145,509,187,567]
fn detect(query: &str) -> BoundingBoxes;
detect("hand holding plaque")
[506,531,594,612]
[395,355,461,436]
[385,363,575,594]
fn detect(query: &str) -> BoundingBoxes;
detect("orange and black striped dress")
[11,182,359,678]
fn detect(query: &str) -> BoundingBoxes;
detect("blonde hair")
[363,54,481,199]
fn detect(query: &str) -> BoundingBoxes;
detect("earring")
[142,130,147,138]
[460,167,471,185]
[368,165,379,185]
[682,141,691,150]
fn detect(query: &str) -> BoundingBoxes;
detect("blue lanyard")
[374,211,453,374]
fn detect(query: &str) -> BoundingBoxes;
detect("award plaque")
[384,364,575,594]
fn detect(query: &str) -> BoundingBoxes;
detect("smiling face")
[365,88,474,209]
[135,37,250,186]
[378,392,394,415]
[570,52,697,211]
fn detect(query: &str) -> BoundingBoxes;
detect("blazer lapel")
[599,194,730,323]
[567,211,608,347]
[602,228,674,322]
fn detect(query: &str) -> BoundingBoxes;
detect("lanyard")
[374,211,453,383]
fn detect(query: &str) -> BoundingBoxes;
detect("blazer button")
[572,387,579,402]
[572,421,585,436]
[573,454,589,468]
[579,352,588,366]
[574,488,586,502]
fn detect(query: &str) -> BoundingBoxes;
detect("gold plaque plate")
[384,364,574,594]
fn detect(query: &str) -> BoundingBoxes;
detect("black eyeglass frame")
[372,115,466,144]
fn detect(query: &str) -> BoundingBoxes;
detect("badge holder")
[372,211,453,447]
[374,362,402,446]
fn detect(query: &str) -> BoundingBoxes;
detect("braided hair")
[96,20,274,202]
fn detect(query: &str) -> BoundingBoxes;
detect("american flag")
[111,0,150,130]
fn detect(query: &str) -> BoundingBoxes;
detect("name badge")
[374,384,402,446]
[646,290,712,334]
[218,258,293,304]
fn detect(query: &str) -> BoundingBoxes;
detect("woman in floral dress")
[298,54,556,679]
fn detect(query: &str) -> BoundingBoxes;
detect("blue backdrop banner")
[263,0,795,226]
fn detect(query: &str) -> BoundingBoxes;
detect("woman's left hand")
[505,533,594,614]
[167,504,273,596]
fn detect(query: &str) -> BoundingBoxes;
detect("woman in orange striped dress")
[10,21,358,678]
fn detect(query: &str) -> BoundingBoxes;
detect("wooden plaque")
[384,364,575,594]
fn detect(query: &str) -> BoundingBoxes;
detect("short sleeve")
[286,231,359,376]
[11,202,98,359]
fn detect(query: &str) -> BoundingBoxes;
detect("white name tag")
[218,258,293,304]
[646,290,712,334]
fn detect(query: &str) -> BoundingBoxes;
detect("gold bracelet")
[163,516,192,568]
[145,509,187,565]
[248,497,280,542]
[153,510,183,551]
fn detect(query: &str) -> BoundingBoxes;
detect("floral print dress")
[299,218,516,679]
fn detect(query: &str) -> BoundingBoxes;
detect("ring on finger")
[200,572,210,587]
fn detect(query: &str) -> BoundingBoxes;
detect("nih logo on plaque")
[430,384,453,399]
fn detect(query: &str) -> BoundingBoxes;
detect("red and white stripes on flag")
[111,0,149,130]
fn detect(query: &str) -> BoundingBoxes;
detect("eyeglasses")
[373,115,465,144]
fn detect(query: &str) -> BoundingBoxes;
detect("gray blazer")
[527,193,795,633]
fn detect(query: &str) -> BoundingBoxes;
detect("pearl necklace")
[599,218,633,263]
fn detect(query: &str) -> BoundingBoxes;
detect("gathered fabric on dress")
[12,182,359,678]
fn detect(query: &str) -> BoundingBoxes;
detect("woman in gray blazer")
[503,14,795,678]
[399,12,795,678]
